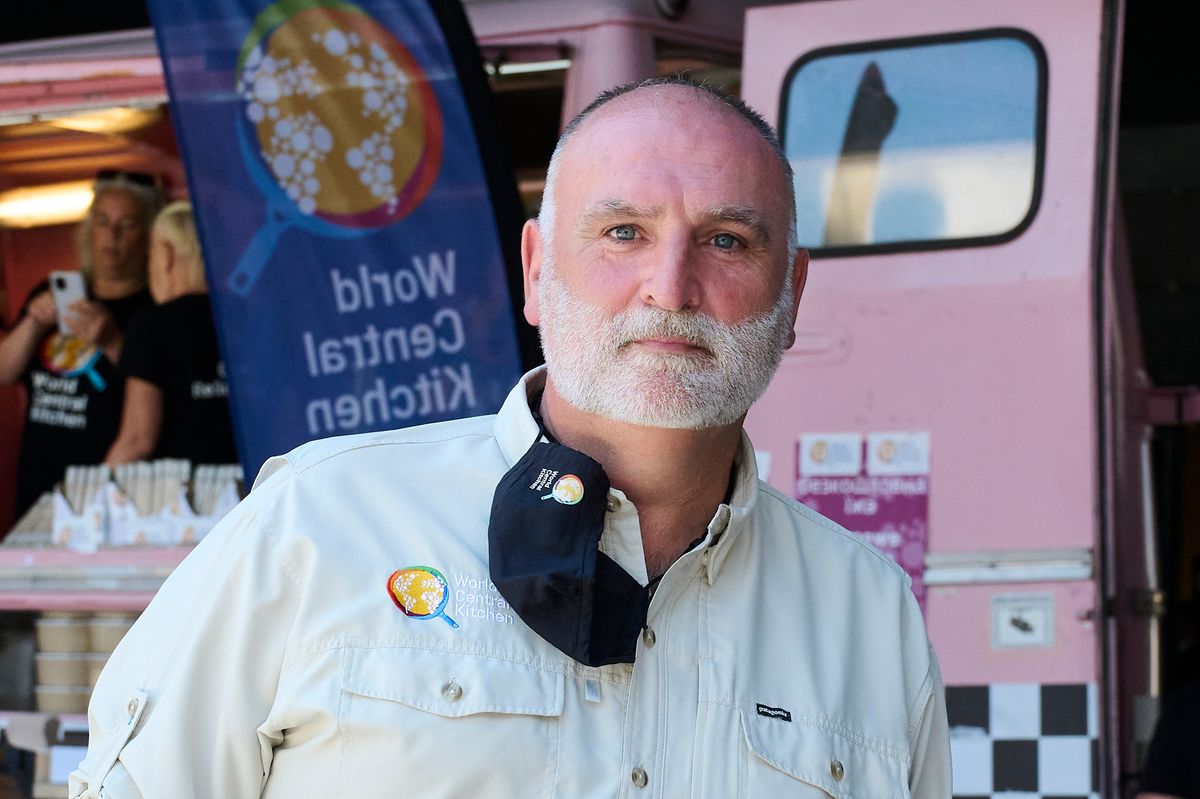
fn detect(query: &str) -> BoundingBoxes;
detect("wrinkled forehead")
[557,86,791,222]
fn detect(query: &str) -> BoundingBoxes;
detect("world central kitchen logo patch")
[388,567,517,627]
[387,566,458,628]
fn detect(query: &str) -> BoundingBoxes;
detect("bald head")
[521,79,807,431]
[539,78,797,261]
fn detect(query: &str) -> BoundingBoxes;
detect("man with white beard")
[74,78,950,798]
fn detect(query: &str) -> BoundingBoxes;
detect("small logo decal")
[542,473,584,505]
[387,566,459,628]
[40,333,106,390]
[756,703,792,722]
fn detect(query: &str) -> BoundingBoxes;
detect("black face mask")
[488,438,650,667]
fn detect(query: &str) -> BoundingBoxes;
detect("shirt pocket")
[739,705,911,799]
[338,646,565,798]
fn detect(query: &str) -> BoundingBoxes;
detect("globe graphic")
[236,3,443,229]
[390,567,447,618]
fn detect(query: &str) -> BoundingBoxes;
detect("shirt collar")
[704,431,760,584]
[492,365,762,583]
[494,366,546,467]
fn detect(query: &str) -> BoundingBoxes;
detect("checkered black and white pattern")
[947,682,1099,799]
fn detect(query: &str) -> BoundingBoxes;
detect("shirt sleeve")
[908,646,952,798]
[69,461,301,799]
[117,309,161,385]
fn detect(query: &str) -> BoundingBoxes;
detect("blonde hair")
[153,201,208,291]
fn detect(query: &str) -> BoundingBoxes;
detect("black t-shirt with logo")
[16,280,152,516]
[119,293,237,466]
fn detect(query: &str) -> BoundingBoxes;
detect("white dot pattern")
[238,24,414,217]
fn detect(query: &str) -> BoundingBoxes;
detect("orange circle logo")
[238,2,443,227]
[549,474,584,505]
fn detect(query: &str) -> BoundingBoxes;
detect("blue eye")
[609,225,637,241]
[713,233,738,250]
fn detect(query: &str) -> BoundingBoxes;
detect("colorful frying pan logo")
[387,566,459,628]
[40,333,106,390]
[230,0,443,295]
[542,474,584,505]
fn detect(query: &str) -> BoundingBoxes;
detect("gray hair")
[76,173,165,281]
[538,76,797,261]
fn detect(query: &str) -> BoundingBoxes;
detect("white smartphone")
[48,270,87,336]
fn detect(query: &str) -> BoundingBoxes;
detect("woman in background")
[106,201,237,466]
[0,171,162,517]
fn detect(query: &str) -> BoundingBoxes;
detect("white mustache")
[609,308,732,356]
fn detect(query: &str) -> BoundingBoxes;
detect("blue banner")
[147,0,526,476]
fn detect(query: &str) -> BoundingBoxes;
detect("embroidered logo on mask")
[491,440,649,666]
[387,566,459,628]
[543,474,584,505]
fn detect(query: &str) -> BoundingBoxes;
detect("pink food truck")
[1,1,1197,796]
[480,1,1197,792]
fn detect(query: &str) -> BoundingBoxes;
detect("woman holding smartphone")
[0,170,163,518]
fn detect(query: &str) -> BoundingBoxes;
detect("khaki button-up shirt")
[72,368,950,798]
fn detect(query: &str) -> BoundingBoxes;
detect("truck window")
[780,29,1046,254]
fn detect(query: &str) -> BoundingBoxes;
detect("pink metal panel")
[740,0,1108,708]
[0,547,191,570]
[0,59,165,114]
[466,0,756,45]
[469,1,770,120]
[0,591,158,612]
[743,0,1105,557]
[0,547,191,611]
[1146,387,1200,425]
[928,582,1098,685]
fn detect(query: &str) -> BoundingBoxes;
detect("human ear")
[521,219,544,327]
[786,248,809,348]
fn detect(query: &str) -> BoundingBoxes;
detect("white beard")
[536,256,794,429]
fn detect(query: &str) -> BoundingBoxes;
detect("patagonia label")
[755,703,792,722]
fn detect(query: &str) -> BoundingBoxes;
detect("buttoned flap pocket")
[739,706,911,799]
[343,646,565,717]
[339,647,564,795]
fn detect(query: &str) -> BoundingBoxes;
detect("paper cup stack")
[34,611,138,713]
[34,613,90,714]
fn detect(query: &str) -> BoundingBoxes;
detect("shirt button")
[630,767,648,789]
[641,626,656,648]
[442,680,463,701]
[830,759,845,781]
[606,495,620,512]
[126,698,138,717]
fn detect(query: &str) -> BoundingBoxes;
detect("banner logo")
[232,0,444,294]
